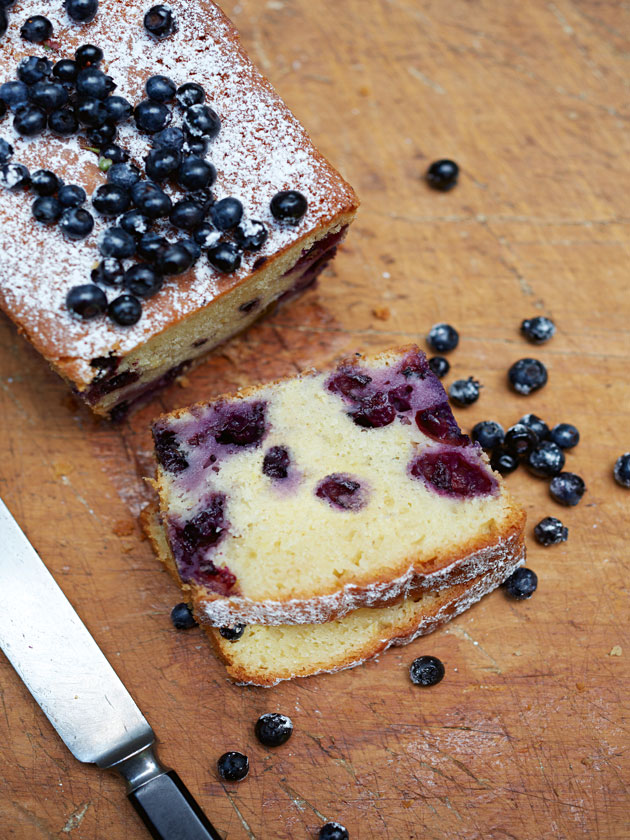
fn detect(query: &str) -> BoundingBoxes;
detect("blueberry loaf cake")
[150,345,526,627]
[0,1,357,418]
[145,505,523,685]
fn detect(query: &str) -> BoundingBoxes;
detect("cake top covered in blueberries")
[0,0,357,387]
[153,345,524,626]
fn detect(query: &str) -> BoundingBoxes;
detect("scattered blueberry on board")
[426,158,459,191]
[518,413,549,444]
[449,376,481,407]
[254,713,293,747]
[217,751,249,782]
[319,823,349,840]
[409,655,445,687]
[508,358,548,395]
[550,423,579,450]
[614,453,630,488]
[549,472,586,506]
[534,517,568,546]
[428,355,449,378]
[504,423,536,458]
[472,420,504,451]
[526,441,565,478]
[521,315,556,344]
[219,624,246,641]
[170,602,197,630]
[427,322,459,353]
[490,447,519,476]
[504,568,538,599]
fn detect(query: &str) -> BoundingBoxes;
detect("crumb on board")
[113,519,135,537]
[53,461,74,479]
[372,306,391,321]
[608,645,622,657]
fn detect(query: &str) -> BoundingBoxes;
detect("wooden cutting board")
[1,1,628,838]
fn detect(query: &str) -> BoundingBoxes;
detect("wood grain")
[1,0,629,838]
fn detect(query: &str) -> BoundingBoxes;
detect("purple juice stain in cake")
[415,402,469,447]
[409,449,497,498]
[214,401,267,446]
[262,446,291,479]
[400,352,430,379]
[153,427,189,474]
[352,390,396,428]
[328,367,373,399]
[388,383,413,412]
[316,473,369,511]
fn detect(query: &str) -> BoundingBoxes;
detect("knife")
[0,498,222,840]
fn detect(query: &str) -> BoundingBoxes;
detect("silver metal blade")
[0,498,154,767]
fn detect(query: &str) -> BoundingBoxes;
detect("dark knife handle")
[128,769,222,840]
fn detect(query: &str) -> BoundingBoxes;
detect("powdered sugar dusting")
[0,0,355,385]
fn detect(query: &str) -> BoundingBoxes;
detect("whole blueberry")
[91,257,124,286]
[427,322,459,353]
[550,423,579,450]
[75,44,104,68]
[217,752,248,782]
[449,377,480,407]
[178,238,201,262]
[53,58,78,83]
[137,233,168,263]
[29,81,68,113]
[20,15,53,43]
[143,4,176,39]
[614,453,630,489]
[177,156,216,191]
[65,0,99,23]
[518,413,549,444]
[211,197,243,232]
[182,136,208,158]
[504,567,537,599]
[105,95,133,124]
[152,125,185,150]
[108,294,142,326]
[31,169,60,196]
[75,96,108,127]
[0,163,31,190]
[170,602,197,630]
[426,158,459,191]
[0,138,13,164]
[193,223,220,250]
[219,625,246,641]
[234,219,268,252]
[504,423,537,458]
[0,81,29,112]
[472,420,504,451]
[0,7,7,38]
[123,263,163,298]
[58,183,86,207]
[99,226,136,258]
[145,146,181,181]
[208,242,242,274]
[134,185,172,219]
[93,183,130,216]
[146,74,176,102]
[534,516,568,546]
[521,315,556,344]
[66,284,107,319]
[18,56,52,85]
[319,824,349,840]
[508,358,548,395]
[254,713,293,748]
[59,207,94,239]
[270,189,307,224]
[170,199,205,230]
[134,99,171,133]
[409,655,445,686]
[76,67,115,100]
[0,100,6,120]
[184,103,220,138]
[32,195,62,225]
[526,440,565,478]
[428,355,450,378]
[157,243,193,276]
[107,162,141,189]
[176,82,205,109]
[49,108,79,135]
[550,472,586,506]
[87,122,117,148]
[490,447,519,476]
[14,105,47,136]
[100,143,129,164]
[118,209,150,238]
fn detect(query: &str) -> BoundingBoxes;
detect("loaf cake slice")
[145,504,523,685]
[151,345,526,626]
[0,0,357,418]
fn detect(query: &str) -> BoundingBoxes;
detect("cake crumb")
[372,306,391,321]
[575,682,585,691]
[53,461,74,479]
[176,375,191,388]
[113,519,135,537]
[608,645,622,657]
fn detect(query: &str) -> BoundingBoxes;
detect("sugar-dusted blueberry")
[550,423,579,450]
[409,450,496,497]
[134,185,172,219]
[99,226,136,258]
[316,473,367,511]
[262,446,290,479]
[550,472,586,506]
[0,7,7,38]
[255,713,293,748]
[518,413,549,444]
[153,427,189,473]
[49,107,79,135]
[59,207,94,239]
[66,284,107,319]
[534,516,568,546]
[526,440,565,478]
[146,74,176,102]
[145,146,181,181]
[29,81,68,113]
[208,242,242,274]
[14,105,47,136]
[31,169,59,196]
[20,15,53,43]
[108,294,142,326]
[215,402,266,447]
[137,232,169,263]
[178,238,201,262]
[319,823,349,840]
[504,422,537,458]
[53,57,78,83]
[107,163,141,190]
[508,357,548,395]
[415,402,468,446]
[490,447,519,476]
[504,567,538,599]
[352,391,396,428]
[0,163,31,190]
[426,158,459,191]
[217,751,248,782]
[521,315,556,344]
[176,82,205,109]
[0,100,6,121]
[65,0,99,23]
[76,67,115,100]
[210,197,243,232]
[87,122,117,148]
[144,4,176,39]
[118,208,150,238]
[100,143,129,164]
[184,103,220,138]
[170,602,197,630]
[75,43,103,67]
[614,453,630,488]
[92,257,124,287]
[123,263,163,298]
[75,96,108,127]
[0,138,13,165]
[409,655,445,686]
[270,190,307,224]
[177,156,216,191]
[152,124,185,150]
[134,99,171,133]
[427,322,459,353]
[449,377,480,407]
[219,625,246,641]
[428,355,449,378]
[170,199,206,230]
[0,81,29,112]
[32,195,62,225]
[92,183,130,216]
[472,421,504,451]
[58,184,86,207]
[193,222,220,250]
[157,243,194,276]
[182,135,208,158]
[105,95,133,124]
[18,55,52,85]
[234,219,268,252]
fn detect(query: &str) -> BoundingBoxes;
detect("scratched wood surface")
[1,0,629,838]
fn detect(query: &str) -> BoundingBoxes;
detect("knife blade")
[0,498,222,840]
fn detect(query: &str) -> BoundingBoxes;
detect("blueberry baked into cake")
[0,0,357,418]
[147,345,526,682]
